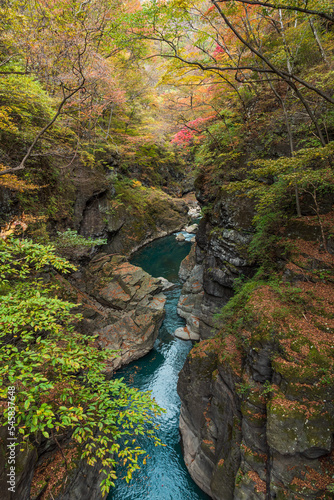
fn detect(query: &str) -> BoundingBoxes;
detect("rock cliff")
[177,189,334,499]
[177,191,255,341]
[77,181,190,256]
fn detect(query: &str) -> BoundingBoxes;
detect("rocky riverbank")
[57,253,175,373]
[176,186,334,499]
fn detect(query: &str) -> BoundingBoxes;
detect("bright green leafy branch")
[0,238,163,496]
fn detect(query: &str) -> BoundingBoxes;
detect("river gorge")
[109,233,210,500]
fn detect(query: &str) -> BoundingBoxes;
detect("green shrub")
[55,229,107,250]
[0,238,163,496]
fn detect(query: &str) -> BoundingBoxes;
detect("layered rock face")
[177,192,255,496]
[176,193,254,341]
[177,191,334,498]
[178,342,242,499]
[59,253,172,373]
[176,245,203,341]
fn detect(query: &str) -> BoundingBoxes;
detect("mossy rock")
[284,380,334,403]
[272,357,320,385]
[188,344,218,380]
[267,394,333,456]
[234,470,266,500]
[241,401,266,428]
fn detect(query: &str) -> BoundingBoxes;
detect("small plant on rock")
[55,229,107,253]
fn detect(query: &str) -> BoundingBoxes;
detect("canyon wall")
[177,187,334,499]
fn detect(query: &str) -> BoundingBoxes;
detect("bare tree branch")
[0,71,31,75]
[0,56,14,67]
[212,0,334,106]
[217,0,334,23]
[0,81,85,176]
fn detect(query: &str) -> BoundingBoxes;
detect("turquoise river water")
[108,234,210,500]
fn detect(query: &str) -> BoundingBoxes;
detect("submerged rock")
[184,223,198,233]
[176,233,186,241]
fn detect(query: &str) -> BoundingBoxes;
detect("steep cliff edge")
[177,191,334,499]
[177,191,255,341]
[1,160,190,259]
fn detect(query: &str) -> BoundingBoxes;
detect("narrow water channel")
[108,234,210,500]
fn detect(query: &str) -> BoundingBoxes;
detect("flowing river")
[108,234,210,500]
